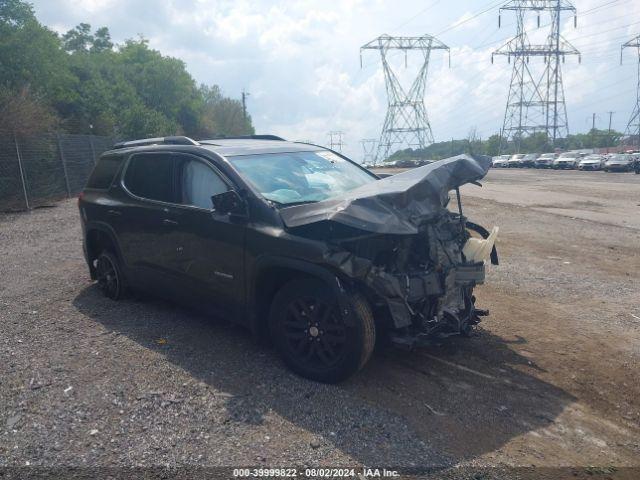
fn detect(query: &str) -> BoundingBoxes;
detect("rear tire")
[95,251,124,300]
[269,278,375,383]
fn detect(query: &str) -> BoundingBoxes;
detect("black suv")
[79,135,497,383]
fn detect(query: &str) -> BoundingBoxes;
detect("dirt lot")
[1,169,639,474]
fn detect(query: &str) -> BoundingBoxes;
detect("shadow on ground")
[73,285,575,466]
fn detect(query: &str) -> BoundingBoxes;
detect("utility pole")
[621,34,640,148]
[328,131,345,152]
[607,111,614,152]
[360,34,450,163]
[241,90,250,125]
[493,0,580,152]
[591,113,597,149]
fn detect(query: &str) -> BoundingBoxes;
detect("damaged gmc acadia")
[79,135,498,383]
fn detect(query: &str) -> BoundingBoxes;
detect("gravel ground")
[1,169,639,474]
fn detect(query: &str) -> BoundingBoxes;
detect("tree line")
[0,0,254,139]
[387,128,626,162]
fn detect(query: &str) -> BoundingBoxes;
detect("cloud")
[29,0,640,160]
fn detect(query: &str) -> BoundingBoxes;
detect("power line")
[389,0,442,33]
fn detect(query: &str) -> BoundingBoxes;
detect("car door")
[170,153,246,316]
[117,152,182,290]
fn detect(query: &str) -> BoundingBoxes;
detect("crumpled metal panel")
[279,154,492,235]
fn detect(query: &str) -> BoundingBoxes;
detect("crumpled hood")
[279,154,492,235]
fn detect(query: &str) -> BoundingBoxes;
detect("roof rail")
[200,134,286,143]
[112,136,200,150]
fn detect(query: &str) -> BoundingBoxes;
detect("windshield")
[559,153,578,158]
[609,155,629,162]
[228,150,377,205]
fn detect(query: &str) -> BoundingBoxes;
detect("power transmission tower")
[360,139,377,165]
[361,34,449,163]
[328,131,345,152]
[621,34,640,147]
[493,1,580,152]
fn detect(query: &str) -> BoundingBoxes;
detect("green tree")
[62,23,93,53]
[0,1,76,110]
[91,26,113,52]
[0,0,34,26]
[0,0,255,138]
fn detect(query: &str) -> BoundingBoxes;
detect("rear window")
[86,155,123,190]
[123,153,174,203]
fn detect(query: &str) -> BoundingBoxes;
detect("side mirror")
[211,190,247,217]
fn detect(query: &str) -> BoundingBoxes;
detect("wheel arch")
[84,222,125,280]
[247,256,353,339]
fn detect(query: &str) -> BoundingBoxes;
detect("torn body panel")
[283,155,498,346]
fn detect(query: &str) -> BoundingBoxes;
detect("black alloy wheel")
[269,279,375,383]
[282,297,348,370]
[96,251,123,300]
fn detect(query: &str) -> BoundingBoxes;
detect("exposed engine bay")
[280,154,498,347]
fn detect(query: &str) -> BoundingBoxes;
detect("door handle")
[107,209,122,217]
[162,218,178,226]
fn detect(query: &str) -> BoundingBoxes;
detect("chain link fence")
[0,131,114,211]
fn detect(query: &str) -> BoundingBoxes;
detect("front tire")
[269,279,375,383]
[95,251,124,300]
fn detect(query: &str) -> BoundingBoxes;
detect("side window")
[123,153,174,203]
[86,155,123,189]
[176,156,228,209]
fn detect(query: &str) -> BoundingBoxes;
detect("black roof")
[199,138,321,157]
[109,135,323,157]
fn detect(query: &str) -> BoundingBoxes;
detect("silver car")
[492,155,510,168]
[535,153,557,168]
[577,154,605,171]
[604,154,633,172]
[553,152,581,169]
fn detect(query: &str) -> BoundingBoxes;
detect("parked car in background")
[577,154,605,171]
[604,154,633,172]
[521,153,539,168]
[492,155,510,168]
[553,152,581,169]
[534,153,556,168]
[395,159,418,168]
[508,153,526,167]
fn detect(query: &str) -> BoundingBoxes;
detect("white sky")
[30,0,640,161]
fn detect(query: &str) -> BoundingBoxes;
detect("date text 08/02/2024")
[233,468,400,478]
